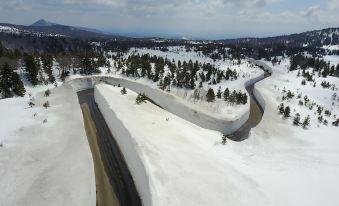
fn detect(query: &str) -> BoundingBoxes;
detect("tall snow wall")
[69,75,264,135]
[94,86,153,206]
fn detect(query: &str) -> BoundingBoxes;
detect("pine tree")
[293,113,301,126]
[241,93,248,104]
[302,116,310,128]
[206,88,215,103]
[43,101,50,109]
[44,89,51,97]
[190,76,196,89]
[121,87,127,95]
[283,106,290,118]
[223,88,230,101]
[229,90,237,104]
[136,93,147,105]
[0,63,13,98]
[332,119,339,127]
[278,103,285,114]
[11,72,25,97]
[24,54,39,86]
[41,54,55,83]
[216,86,222,99]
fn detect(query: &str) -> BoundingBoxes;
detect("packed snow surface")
[0,84,95,206]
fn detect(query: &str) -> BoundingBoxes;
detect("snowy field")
[1,47,338,206]
[94,55,339,206]
[223,58,339,206]
[117,47,264,118]
[0,84,95,206]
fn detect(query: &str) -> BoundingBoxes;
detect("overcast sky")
[0,0,338,39]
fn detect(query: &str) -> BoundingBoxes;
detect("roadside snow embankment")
[94,83,265,206]
[0,84,95,206]
[69,74,264,135]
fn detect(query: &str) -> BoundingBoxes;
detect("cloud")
[0,0,338,39]
[301,6,320,18]
[328,0,339,9]
[0,0,31,11]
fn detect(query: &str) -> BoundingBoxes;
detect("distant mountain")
[30,19,57,27]
[220,27,339,48]
[0,20,130,52]
[0,19,126,40]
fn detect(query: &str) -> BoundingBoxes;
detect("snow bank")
[94,85,152,206]
[93,84,266,206]
[68,75,264,135]
[249,58,273,74]
[0,84,95,206]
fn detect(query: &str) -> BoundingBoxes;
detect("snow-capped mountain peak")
[30,19,57,27]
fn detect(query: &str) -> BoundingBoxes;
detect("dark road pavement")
[77,89,142,206]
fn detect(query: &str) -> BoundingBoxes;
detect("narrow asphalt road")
[77,89,142,206]
[80,104,120,206]
[227,64,272,141]
[76,62,271,205]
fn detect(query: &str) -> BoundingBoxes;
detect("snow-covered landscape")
[1,2,339,205]
[0,84,95,206]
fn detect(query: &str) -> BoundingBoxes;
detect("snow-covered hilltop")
[0,24,65,37]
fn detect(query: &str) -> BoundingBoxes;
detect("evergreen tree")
[216,86,222,99]
[278,103,285,114]
[0,63,13,98]
[24,54,39,86]
[283,106,291,118]
[206,88,215,103]
[41,54,55,83]
[43,101,50,109]
[44,89,51,97]
[332,119,339,127]
[241,93,248,104]
[229,90,237,104]
[302,116,310,128]
[190,76,196,89]
[136,93,147,105]
[11,72,25,97]
[223,88,230,101]
[293,113,301,126]
[121,87,127,95]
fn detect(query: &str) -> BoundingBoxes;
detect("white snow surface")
[231,59,339,206]
[122,47,264,118]
[323,55,339,65]
[322,44,339,51]
[95,84,262,206]
[95,55,339,206]
[0,84,95,206]
[69,74,262,134]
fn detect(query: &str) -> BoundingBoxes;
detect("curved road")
[227,70,271,141]
[76,60,272,205]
